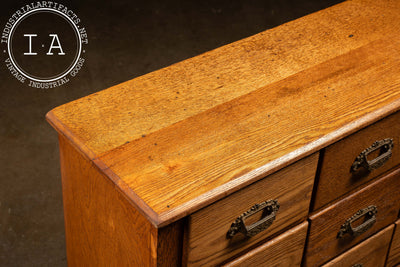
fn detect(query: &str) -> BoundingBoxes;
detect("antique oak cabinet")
[47,0,400,266]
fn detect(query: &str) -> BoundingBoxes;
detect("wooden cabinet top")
[47,0,400,227]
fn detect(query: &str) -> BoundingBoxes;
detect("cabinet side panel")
[59,135,154,266]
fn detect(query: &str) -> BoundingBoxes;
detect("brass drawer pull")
[337,205,377,239]
[226,200,279,239]
[351,138,393,173]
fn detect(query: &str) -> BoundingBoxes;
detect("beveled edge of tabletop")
[47,85,400,228]
[46,0,400,227]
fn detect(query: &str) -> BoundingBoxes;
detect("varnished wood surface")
[387,219,400,267]
[58,135,155,266]
[154,221,184,266]
[321,225,394,267]
[47,0,400,157]
[186,154,317,266]
[313,111,400,211]
[46,0,400,227]
[48,1,400,266]
[99,37,400,226]
[304,168,400,267]
[223,222,308,267]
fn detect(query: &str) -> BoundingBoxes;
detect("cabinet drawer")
[313,111,400,211]
[223,222,308,267]
[304,167,400,267]
[387,219,400,267]
[185,153,318,266]
[321,224,394,267]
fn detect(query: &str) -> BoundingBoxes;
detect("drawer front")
[305,167,400,267]
[322,224,394,267]
[313,111,400,211]
[223,222,308,267]
[387,219,400,267]
[185,153,318,266]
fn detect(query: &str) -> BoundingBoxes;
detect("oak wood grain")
[223,222,308,267]
[98,37,400,226]
[387,219,400,267]
[47,0,400,266]
[155,220,184,266]
[58,134,155,266]
[59,134,184,266]
[47,0,400,157]
[321,224,394,267]
[46,1,400,227]
[312,111,400,211]
[185,154,317,266]
[304,168,400,267]
[46,1,400,265]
